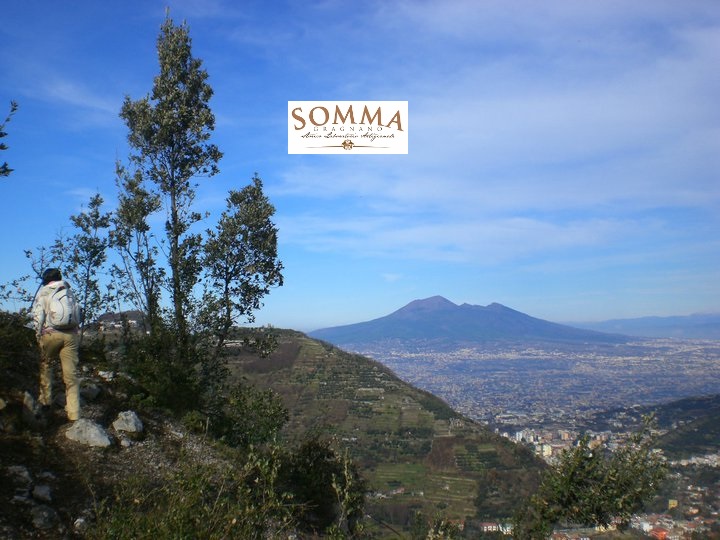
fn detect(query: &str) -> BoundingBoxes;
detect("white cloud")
[41,77,117,116]
[273,6,720,220]
[277,210,652,266]
[381,273,403,283]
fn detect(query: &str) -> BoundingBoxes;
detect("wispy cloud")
[382,273,403,283]
[40,77,118,116]
[277,211,653,265]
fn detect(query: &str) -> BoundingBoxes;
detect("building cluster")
[672,453,720,468]
[503,426,579,461]
[503,429,720,536]
[500,426,639,463]
[464,512,716,539]
[629,513,714,539]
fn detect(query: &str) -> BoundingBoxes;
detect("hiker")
[31,268,81,422]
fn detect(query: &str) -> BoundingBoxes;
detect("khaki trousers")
[39,331,80,421]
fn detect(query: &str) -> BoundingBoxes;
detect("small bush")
[512,416,667,538]
[89,447,295,540]
[79,335,108,367]
[120,328,201,415]
[278,437,366,536]
[0,310,38,393]
[0,310,35,364]
[205,382,289,448]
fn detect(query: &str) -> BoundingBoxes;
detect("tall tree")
[109,163,164,331]
[119,15,222,352]
[197,174,283,424]
[0,101,18,178]
[201,174,284,362]
[112,15,284,419]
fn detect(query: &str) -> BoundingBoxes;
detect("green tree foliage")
[109,162,164,331]
[120,324,201,414]
[0,276,32,314]
[0,101,18,177]
[279,437,367,536]
[200,173,284,362]
[119,15,222,352]
[24,246,55,283]
[512,417,667,539]
[53,193,111,345]
[114,16,282,420]
[409,511,462,540]
[327,447,368,538]
[0,310,37,392]
[202,381,289,449]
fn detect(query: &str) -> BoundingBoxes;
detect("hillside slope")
[621,394,720,460]
[227,330,543,525]
[0,324,543,537]
[0,340,240,538]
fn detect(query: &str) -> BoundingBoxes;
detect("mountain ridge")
[569,312,720,340]
[310,296,629,347]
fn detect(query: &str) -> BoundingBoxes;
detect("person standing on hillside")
[31,268,81,422]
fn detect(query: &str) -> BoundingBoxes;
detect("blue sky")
[1,0,719,331]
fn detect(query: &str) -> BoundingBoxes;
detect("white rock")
[7,464,32,483]
[113,410,143,433]
[65,419,112,447]
[37,471,57,481]
[80,384,102,401]
[74,517,88,533]
[22,391,39,423]
[97,370,115,381]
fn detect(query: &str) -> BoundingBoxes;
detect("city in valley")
[351,338,720,537]
[353,338,720,432]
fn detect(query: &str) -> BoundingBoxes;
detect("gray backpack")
[47,285,82,330]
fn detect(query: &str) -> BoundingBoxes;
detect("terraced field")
[227,330,542,534]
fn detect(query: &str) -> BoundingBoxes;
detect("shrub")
[0,310,38,394]
[0,310,35,364]
[120,327,201,414]
[512,416,667,538]
[204,381,289,448]
[278,437,367,536]
[89,447,295,540]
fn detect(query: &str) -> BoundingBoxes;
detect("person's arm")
[31,288,47,339]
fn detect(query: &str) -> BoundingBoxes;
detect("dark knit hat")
[41,268,62,285]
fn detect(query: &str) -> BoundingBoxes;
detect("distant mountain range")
[310,296,629,348]
[569,313,720,340]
